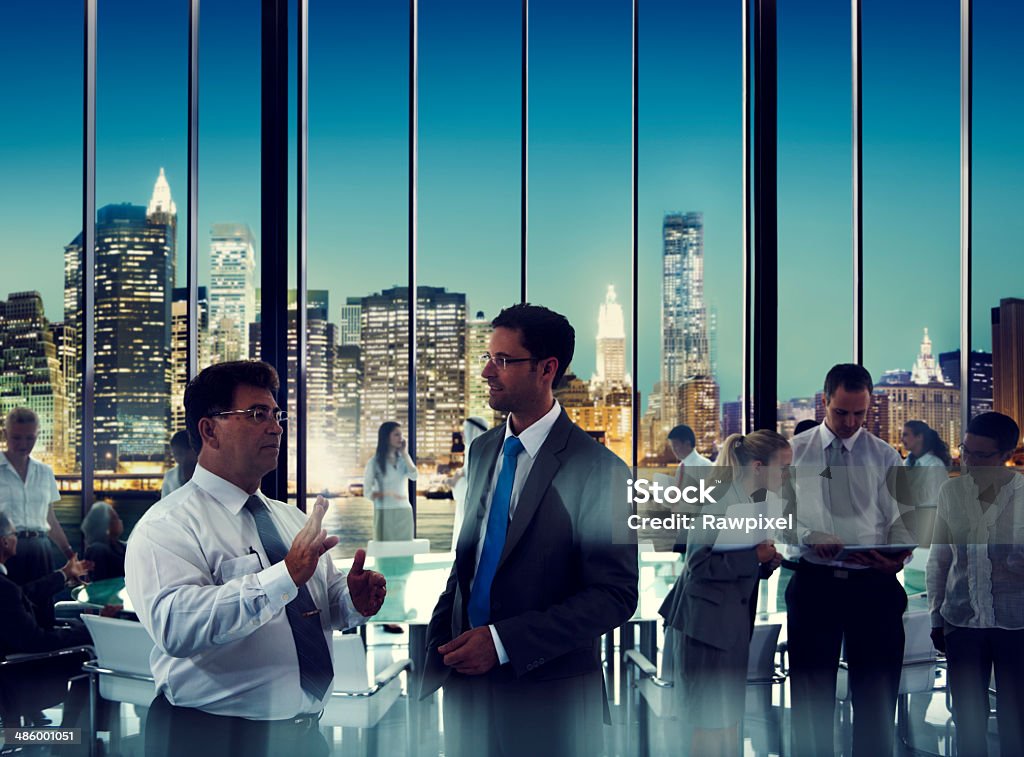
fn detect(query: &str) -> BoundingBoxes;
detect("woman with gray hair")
[81,501,126,581]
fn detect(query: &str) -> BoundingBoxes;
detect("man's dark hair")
[667,424,696,447]
[824,363,873,401]
[966,412,1020,453]
[184,361,280,451]
[170,430,192,452]
[491,303,575,386]
[794,419,819,436]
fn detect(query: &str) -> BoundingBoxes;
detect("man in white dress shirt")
[667,424,712,484]
[785,364,914,757]
[126,361,386,757]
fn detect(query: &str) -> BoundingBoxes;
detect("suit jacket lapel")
[457,428,502,594]
[496,410,573,573]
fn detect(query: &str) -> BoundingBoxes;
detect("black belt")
[16,530,47,539]
[796,558,890,580]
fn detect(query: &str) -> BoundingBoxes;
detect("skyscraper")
[910,328,949,385]
[992,298,1024,438]
[339,297,361,347]
[87,171,176,471]
[170,286,209,433]
[0,291,69,470]
[594,285,626,395]
[661,212,711,435]
[360,286,466,464]
[465,310,495,424]
[938,348,993,420]
[209,223,256,364]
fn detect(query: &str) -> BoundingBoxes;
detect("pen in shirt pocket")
[248,546,264,569]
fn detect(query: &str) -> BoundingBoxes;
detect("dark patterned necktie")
[244,495,333,701]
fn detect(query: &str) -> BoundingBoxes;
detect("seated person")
[81,501,126,581]
[0,512,95,727]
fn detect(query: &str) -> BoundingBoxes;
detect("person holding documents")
[126,361,387,757]
[659,429,790,757]
[785,364,914,757]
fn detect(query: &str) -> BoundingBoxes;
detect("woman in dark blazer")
[659,430,791,757]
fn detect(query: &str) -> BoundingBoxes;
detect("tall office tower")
[169,287,210,433]
[51,322,78,471]
[938,349,993,419]
[334,344,362,477]
[209,223,256,364]
[0,292,69,471]
[360,287,466,465]
[465,310,495,424]
[678,376,720,458]
[661,212,711,436]
[723,400,744,438]
[88,176,176,472]
[594,285,626,396]
[878,383,960,451]
[910,328,949,385]
[992,298,1024,439]
[339,297,362,347]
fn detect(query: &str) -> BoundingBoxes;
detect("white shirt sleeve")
[489,624,510,665]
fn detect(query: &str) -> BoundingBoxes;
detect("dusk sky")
[2,0,1021,410]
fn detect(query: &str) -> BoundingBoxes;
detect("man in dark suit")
[421,304,638,757]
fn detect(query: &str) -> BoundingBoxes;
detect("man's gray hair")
[0,511,14,535]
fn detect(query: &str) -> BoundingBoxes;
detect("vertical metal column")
[752,0,778,433]
[187,0,199,382]
[297,0,309,511]
[520,0,529,303]
[960,0,972,432]
[81,0,97,515]
[852,0,864,365]
[631,0,639,470]
[408,0,419,528]
[260,0,289,501]
[741,0,752,434]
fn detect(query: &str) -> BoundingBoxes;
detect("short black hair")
[824,363,873,401]
[966,412,1020,453]
[794,419,819,436]
[667,424,696,447]
[491,303,575,386]
[170,430,192,451]
[184,360,280,451]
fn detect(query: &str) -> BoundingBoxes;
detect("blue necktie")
[244,495,333,701]
[468,436,525,628]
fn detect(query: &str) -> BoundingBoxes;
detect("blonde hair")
[717,430,789,469]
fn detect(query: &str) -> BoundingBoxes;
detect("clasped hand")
[438,627,498,675]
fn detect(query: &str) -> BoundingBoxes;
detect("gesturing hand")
[439,627,499,675]
[285,496,339,586]
[347,548,387,616]
[60,554,94,584]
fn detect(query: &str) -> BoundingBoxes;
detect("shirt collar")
[191,463,266,516]
[682,449,710,466]
[0,563,7,576]
[503,399,562,459]
[819,423,862,452]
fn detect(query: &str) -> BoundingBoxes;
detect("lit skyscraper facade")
[209,223,256,364]
[594,285,626,395]
[465,310,494,423]
[0,291,69,470]
[661,212,711,435]
[938,349,993,420]
[170,286,209,433]
[339,297,361,347]
[992,297,1024,439]
[87,172,175,470]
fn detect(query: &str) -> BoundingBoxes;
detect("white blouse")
[363,454,417,510]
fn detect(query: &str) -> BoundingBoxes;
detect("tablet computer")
[835,543,917,560]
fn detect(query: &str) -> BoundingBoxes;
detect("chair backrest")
[332,633,369,692]
[747,623,782,681]
[366,539,430,558]
[82,615,154,676]
[902,610,935,664]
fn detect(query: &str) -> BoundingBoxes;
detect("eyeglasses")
[211,407,288,425]
[479,353,538,370]
[958,444,1002,461]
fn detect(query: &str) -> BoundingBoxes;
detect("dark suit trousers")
[944,626,1024,757]
[443,668,605,757]
[785,562,906,757]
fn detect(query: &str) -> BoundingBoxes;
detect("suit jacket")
[0,570,91,658]
[658,480,761,653]
[421,409,638,697]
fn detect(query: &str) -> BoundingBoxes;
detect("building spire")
[911,327,948,385]
[147,167,177,218]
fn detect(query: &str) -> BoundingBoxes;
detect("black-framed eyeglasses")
[479,353,539,370]
[211,407,288,425]
[958,444,1002,461]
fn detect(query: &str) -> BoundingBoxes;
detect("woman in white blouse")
[363,422,417,541]
[928,412,1024,757]
[900,420,951,570]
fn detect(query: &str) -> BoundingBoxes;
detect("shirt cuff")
[258,561,298,613]
[340,587,368,627]
[489,624,509,665]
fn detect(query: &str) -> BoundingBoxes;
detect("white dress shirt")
[363,454,418,510]
[472,399,562,664]
[789,423,907,569]
[903,451,949,508]
[927,472,1024,630]
[0,455,60,531]
[125,464,365,720]
[160,465,188,498]
[682,449,713,468]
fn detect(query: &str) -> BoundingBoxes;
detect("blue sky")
[2,0,1020,410]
